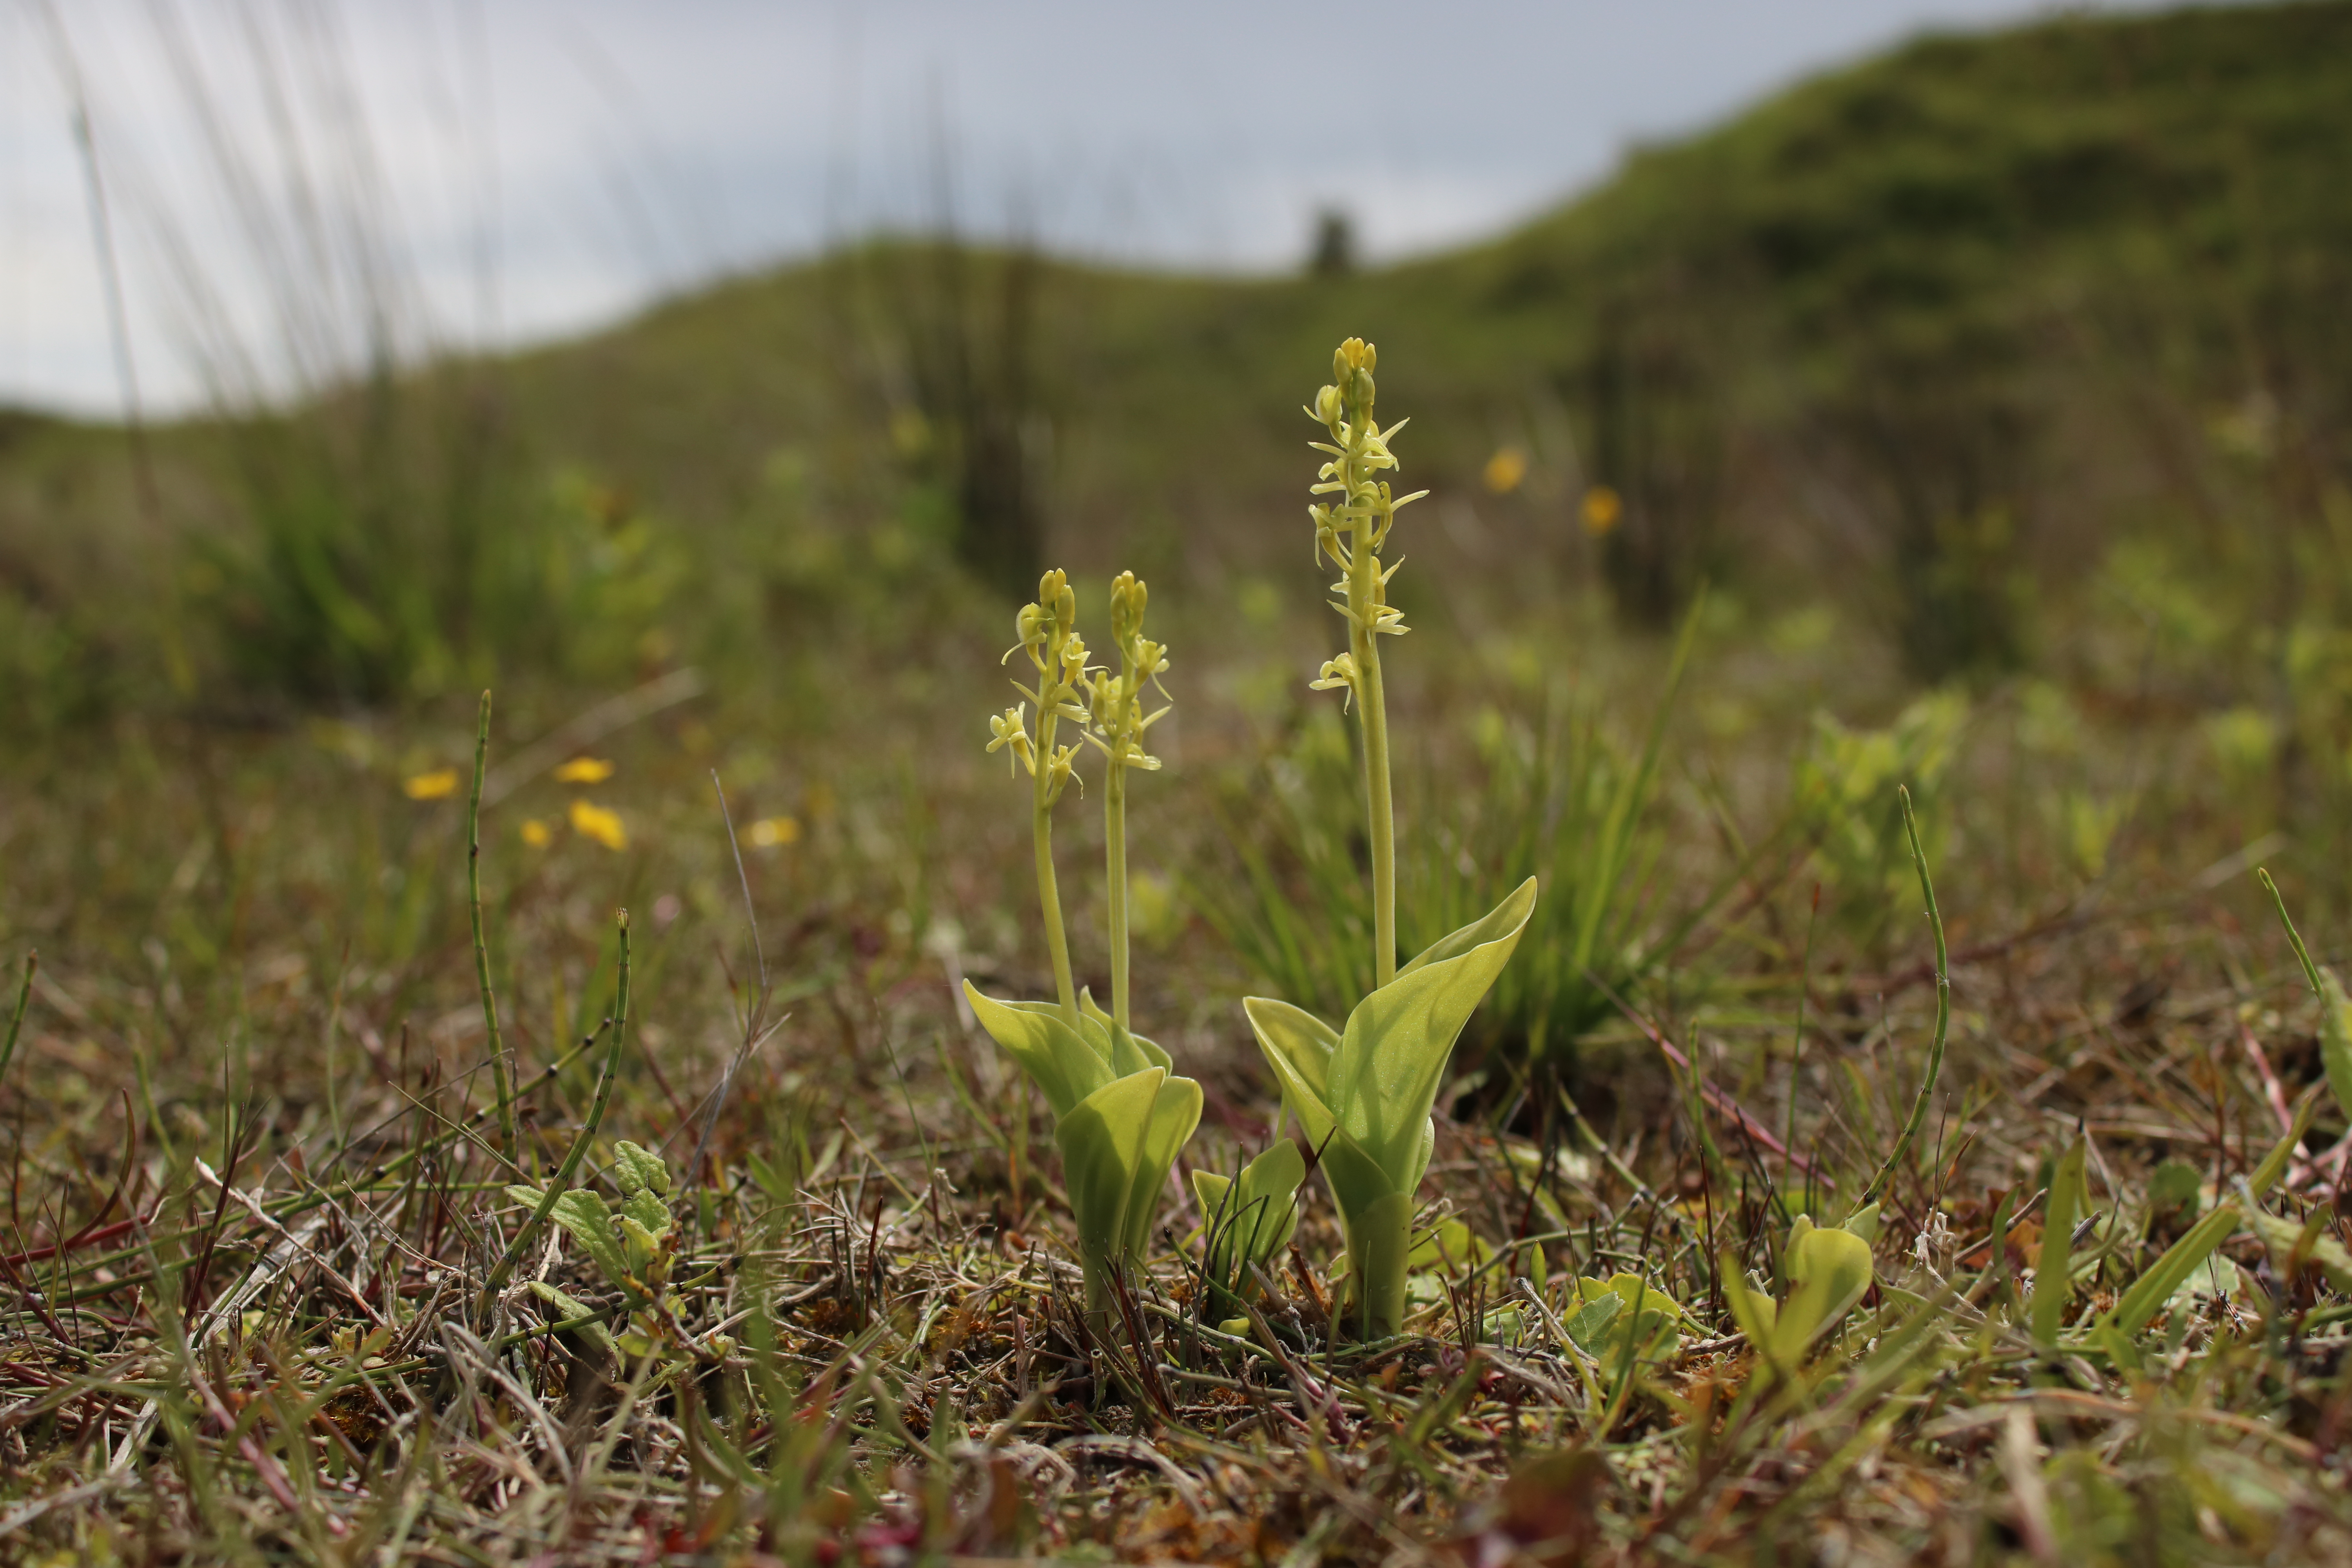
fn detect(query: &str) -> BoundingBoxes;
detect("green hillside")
[4,0,2349,717]
[494,0,2352,669]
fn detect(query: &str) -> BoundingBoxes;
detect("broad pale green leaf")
[1122,1073,1201,1260]
[1396,876,1542,981]
[1403,1117,1436,1195]
[1243,996,1339,1144]
[1841,1202,1881,1243]
[1055,1068,1165,1264]
[1341,1189,1416,1339]
[1192,1169,1231,1212]
[1328,878,1537,1186]
[1078,989,1158,1075]
[1315,1126,1399,1233]
[1236,1139,1305,1251]
[611,1140,670,1199]
[965,984,1113,1120]
[1127,1027,1173,1073]
[1774,1221,1874,1360]
[2320,969,2352,1128]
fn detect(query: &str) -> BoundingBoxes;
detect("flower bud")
[1110,570,1147,646]
[1314,384,1343,425]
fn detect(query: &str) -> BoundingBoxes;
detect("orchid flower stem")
[1033,782,1078,1026]
[1107,758,1130,1031]
[1348,537,1397,989]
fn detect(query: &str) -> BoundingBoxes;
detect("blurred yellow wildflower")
[555,757,615,784]
[521,818,553,849]
[748,815,801,848]
[1482,446,1528,494]
[403,768,460,800]
[569,799,628,851]
[1582,485,1623,535]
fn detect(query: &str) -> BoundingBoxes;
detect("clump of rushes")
[967,569,1204,1342]
[1248,339,1539,1340]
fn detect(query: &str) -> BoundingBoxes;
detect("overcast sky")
[1,0,2170,416]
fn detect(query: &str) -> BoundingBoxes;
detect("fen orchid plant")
[965,569,1209,1340]
[1246,339,1539,1340]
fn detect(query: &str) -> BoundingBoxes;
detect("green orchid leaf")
[2105,1203,2241,1339]
[1841,1202,1881,1243]
[508,1185,630,1288]
[1191,1169,1232,1214]
[965,984,1114,1120]
[1328,878,1537,1185]
[1055,1067,1166,1265]
[1404,1116,1436,1196]
[1395,875,1543,981]
[1720,1266,1779,1347]
[1341,1189,1416,1338]
[1243,996,1339,1144]
[1773,1218,1875,1361]
[611,1140,670,1200]
[1236,1139,1305,1253]
[1315,1125,1400,1233]
[1122,1073,1201,1260]
[1078,989,1156,1075]
[1200,1140,1306,1285]
[1127,1026,1173,1073]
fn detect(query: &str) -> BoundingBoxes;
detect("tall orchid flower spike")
[1248,339,1539,1340]
[1246,876,1537,1339]
[966,568,1201,1346]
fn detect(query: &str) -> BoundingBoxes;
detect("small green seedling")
[1722,1214,1876,1377]
[1562,1272,1687,1368]
[968,569,1202,1338]
[506,1139,693,1359]
[1247,339,1538,1340]
[1192,1139,1306,1308]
